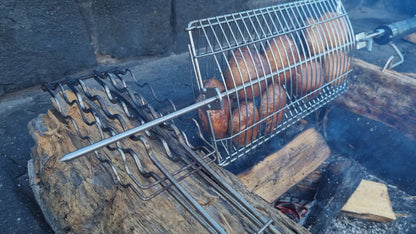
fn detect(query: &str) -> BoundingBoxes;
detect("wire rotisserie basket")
[187,0,355,166]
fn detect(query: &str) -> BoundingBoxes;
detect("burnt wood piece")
[28,90,309,233]
[302,158,365,231]
[335,58,416,141]
[238,128,330,203]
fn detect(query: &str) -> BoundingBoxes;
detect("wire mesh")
[187,0,355,166]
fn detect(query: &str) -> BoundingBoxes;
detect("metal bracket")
[381,42,405,72]
[355,32,373,51]
[200,88,223,110]
[355,29,384,51]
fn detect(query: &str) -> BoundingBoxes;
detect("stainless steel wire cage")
[55,0,356,170]
[187,0,355,166]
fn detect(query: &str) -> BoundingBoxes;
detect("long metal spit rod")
[60,92,220,161]
[373,16,416,45]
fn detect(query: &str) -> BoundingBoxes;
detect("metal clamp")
[201,87,223,110]
[355,29,384,51]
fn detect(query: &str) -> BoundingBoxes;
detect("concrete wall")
[1,0,414,96]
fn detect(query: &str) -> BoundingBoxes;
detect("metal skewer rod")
[60,93,221,161]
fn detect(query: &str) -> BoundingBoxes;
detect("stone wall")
[0,0,96,96]
[0,0,256,96]
[1,0,414,96]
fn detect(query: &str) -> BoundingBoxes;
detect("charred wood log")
[335,58,416,141]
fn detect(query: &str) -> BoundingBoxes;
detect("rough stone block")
[92,0,172,59]
[0,0,96,95]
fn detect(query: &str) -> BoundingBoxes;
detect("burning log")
[27,90,309,233]
[238,128,330,203]
[336,58,416,141]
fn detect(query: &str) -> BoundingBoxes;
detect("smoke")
[325,106,416,195]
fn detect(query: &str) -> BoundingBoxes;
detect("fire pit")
[0,0,415,233]
[31,0,416,233]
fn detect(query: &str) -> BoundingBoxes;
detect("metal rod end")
[60,152,81,162]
